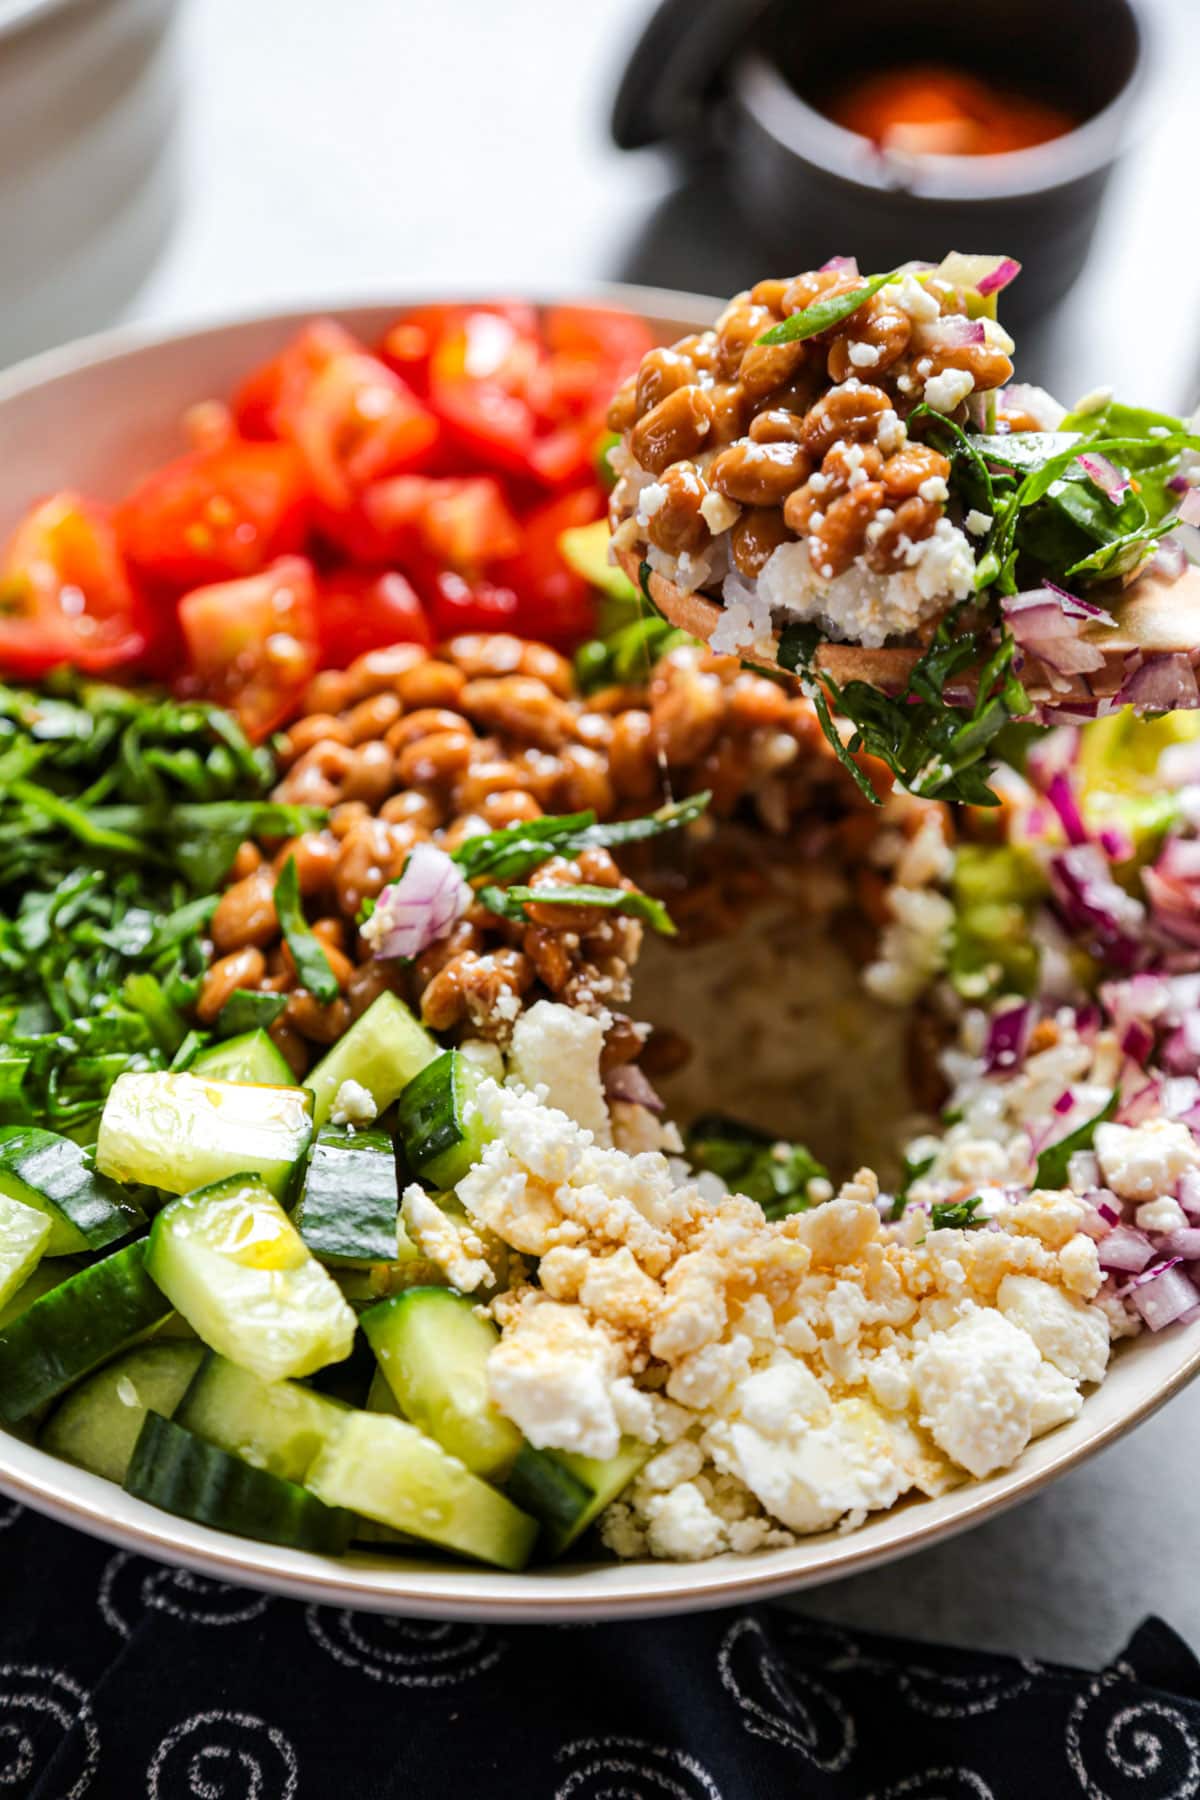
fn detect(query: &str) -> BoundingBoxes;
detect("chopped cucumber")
[395,1051,489,1190]
[0,1242,172,1422]
[305,992,437,1127]
[0,1256,81,1331]
[306,1411,537,1570]
[126,1411,352,1554]
[362,1287,521,1481]
[0,1193,50,1310]
[40,1341,204,1484]
[294,1126,400,1266]
[508,1440,652,1558]
[145,1176,356,1383]
[0,1127,145,1255]
[177,1353,347,1482]
[190,1029,295,1088]
[365,1366,401,1416]
[96,1072,313,1203]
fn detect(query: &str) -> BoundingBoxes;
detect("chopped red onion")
[1052,1089,1076,1116]
[1120,1019,1156,1065]
[1045,770,1089,846]
[1179,1171,1200,1217]
[1002,589,1113,678]
[1149,535,1188,583]
[1163,1075,1200,1119]
[603,1063,664,1114]
[1163,1227,1200,1260]
[362,842,472,961]
[1099,827,1134,863]
[1048,843,1146,966]
[1181,489,1200,528]
[1128,1259,1199,1330]
[1168,474,1190,495]
[1026,727,1080,790]
[976,256,1022,296]
[926,315,986,349]
[1077,452,1131,503]
[820,255,859,275]
[1119,654,1200,713]
[1098,1226,1155,1273]
[1164,1016,1200,1076]
[1118,1077,1163,1126]
[1095,1196,1123,1227]
[984,1002,1032,1072]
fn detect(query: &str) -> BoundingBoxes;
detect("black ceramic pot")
[613,0,1147,320]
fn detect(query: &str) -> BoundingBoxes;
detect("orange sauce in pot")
[827,65,1077,157]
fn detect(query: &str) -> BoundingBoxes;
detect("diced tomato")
[0,493,151,676]
[233,321,440,509]
[116,440,311,590]
[541,306,655,389]
[179,555,318,740]
[487,487,604,646]
[316,568,431,668]
[425,307,543,478]
[358,474,523,571]
[428,571,521,640]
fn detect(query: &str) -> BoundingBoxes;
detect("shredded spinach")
[274,854,338,1004]
[0,678,315,1133]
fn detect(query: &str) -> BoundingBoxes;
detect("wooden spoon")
[618,549,1200,695]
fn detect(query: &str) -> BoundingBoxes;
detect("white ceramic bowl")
[0,0,181,369]
[2,291,1199,1621]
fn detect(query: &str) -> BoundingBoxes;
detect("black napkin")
[4,1497,1199,1799]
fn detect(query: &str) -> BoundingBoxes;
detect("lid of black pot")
[610,0,777,150]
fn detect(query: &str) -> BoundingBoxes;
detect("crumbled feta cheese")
[918,475,949,503]
[965,508,993,536]
[884,273,941,323]
[508,1000,612,1145]
[848,341,881,368]
[1095,1119,1200,1202]
[487,1296,624,1459]
[400,1185,493,1294]
[642,1482,728,1559]
[755,519,973,650]
[330,1079,378,1127]
[699,490,741,534]
[636,482,668,526]
[912,1308,1042,1478]
[1136,1196,1188,1235]
[996,1274,1109,1383]
[924,367,975,413]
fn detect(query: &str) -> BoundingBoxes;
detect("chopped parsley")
[274,854,338,1004]
[890,1149,936,1220]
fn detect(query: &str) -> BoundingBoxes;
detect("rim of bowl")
[0,283,1196,1621]
[732,7,1150,204]
[0,281,725,406]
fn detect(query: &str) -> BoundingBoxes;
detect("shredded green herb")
[451,793,710,885]
[1034,1089,1119,1190]
[0,678,318,1134]
[477,881,678,936]
[756,270,899,347]
[684,1113,830,1219]
[930,1195,985,1230]
[890,1150,936,1221]
[274,854,338,1004]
